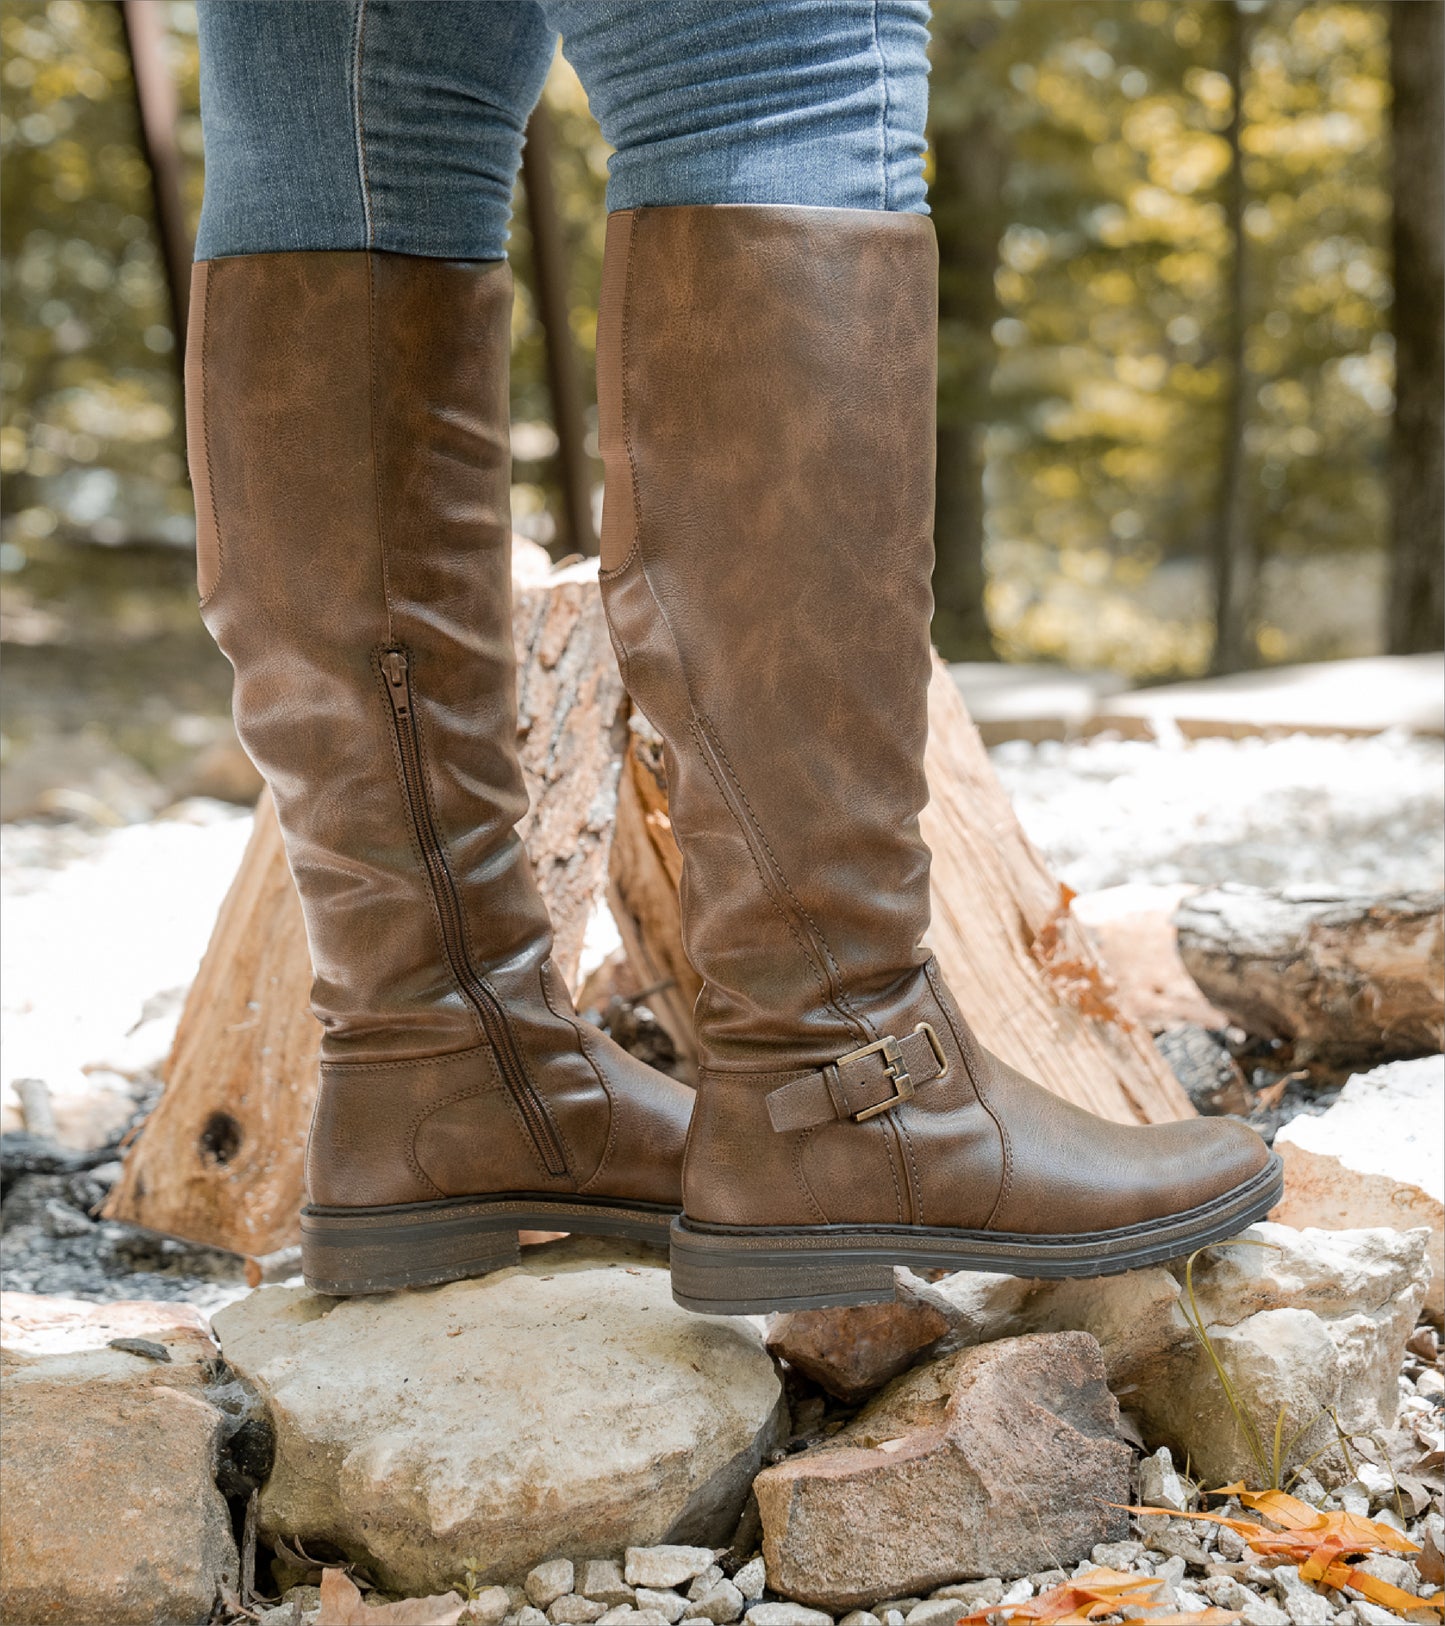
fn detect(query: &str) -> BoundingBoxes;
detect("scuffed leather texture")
[595,205,1270,1237]
[189,249,690,1212]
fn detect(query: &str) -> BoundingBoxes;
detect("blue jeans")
[194,0,931,261]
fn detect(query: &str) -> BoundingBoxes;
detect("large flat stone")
[0,1293,238,1626]
[213,1243,785,1595]
[1273,1056,1443,1315]
[754,1331,1130,1610]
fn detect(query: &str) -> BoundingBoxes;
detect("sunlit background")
[1,0,1441,817]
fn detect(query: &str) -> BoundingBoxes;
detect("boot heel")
[669,1220,898,1315]
[301,1209,521,1296]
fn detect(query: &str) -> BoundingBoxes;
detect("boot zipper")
[381,648,568,1178]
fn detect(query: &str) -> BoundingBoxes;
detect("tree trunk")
[1176,885,1445,1066]
[104,551,628,1257]
[1387,0,1445,655]
[1210,0,1255,676]
[929,79,1009,660]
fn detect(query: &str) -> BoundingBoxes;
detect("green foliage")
[929,0,1392,674]
[0,1,1400,674]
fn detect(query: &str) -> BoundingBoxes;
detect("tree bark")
[1387,0,1445,655]
[1210,0,1256,676]
[1176,885,1445,1066]
[929,32,1010,662]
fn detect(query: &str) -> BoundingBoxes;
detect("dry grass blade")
[957,1567,1242,1626]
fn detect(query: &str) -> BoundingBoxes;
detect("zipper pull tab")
[383,649,411,718]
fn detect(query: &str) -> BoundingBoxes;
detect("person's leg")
[195,0,553,258]
[560,3,1280,1314]
[546,0,930,214]
[190,2,691,1295]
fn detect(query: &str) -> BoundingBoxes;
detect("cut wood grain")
[105,555,630,1257]
[1176,884,1445,1065]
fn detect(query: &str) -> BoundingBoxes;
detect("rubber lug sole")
[669,1154,1285,1314]
[300,1192,676,1296]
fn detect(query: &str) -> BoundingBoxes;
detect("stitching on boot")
[792,1129,831,1226]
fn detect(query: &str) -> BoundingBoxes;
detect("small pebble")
[635,1590,688,1624]
[551,1600,608,1625]
[1137,1447,1192,1513]
[840,1615,882,1626]
[463,1589,511,1626]
[528,1563,577,1610]
[518,1610,551,1626]
[930,1582,1004,1607]
[1091,1543,1146,1571]
[732,1560,766,1603]
[883,1615,904,1626]
[627,1550,719,1591]
[688,1569,725,1602]
[1350,1606,1401,1626]
[744,1607,834,1626]
[998,1582,1033,1608]
[904,1602,964,1626]
[1027,1572,1068,1593]
[872,1604,920,1618]
[684,1581,745,1625]
[581,1563,634,1607]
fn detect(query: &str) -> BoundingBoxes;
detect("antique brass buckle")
[834,1021,947,1121]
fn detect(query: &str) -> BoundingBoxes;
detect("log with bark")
[1175,884,1445,1067]
[109,568,1190,1257]
[105,550,630,1257]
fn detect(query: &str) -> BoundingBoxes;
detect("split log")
[1176,884,1445,1066]
[613,655,1191,1126]
[105,553,629,1257]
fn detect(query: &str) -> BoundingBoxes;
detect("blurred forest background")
[1,0,1441,808]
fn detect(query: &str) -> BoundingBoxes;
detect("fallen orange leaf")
[957,1567,1241,1626]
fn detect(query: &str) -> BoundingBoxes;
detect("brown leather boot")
[594,205,1280,1315]
[187,249,692,1294]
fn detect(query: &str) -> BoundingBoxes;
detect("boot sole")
[669,1153,1284,1313]
[300,1193,676,1295]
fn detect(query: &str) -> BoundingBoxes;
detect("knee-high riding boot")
[187,250,692,1294]
[594,206,1280,1315]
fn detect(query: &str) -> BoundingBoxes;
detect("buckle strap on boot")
[765,1024,949,1133]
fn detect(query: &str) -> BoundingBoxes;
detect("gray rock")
[214,1254,783,1593]
[552,1599,609,1624]
[745,1607,835,1626]
[929,1581,1004,1607]
[871,1606,921,1618]
[732,1559,767,1602]
[464,1589,512,1626]
[882,1613,904,1626]
[688,1569,726,1602]
[921,1225,1430,1487]
[518,1609,551,1626]
[1028,1571,1069,1593]
[635,1589,689,1623]
[529,1563,578,1610]
[1137,1447,1191,1512]
[998,1582,1034,1607]
[755,1333,1131,1611]
[1351,1605,1403,1626]
[905,1602,968,1626]
[685,1580,746,1624]
[1283,1592,1333,1626]
[1092,1543,1145,1570]
[840,1615,882,1626]
[583,1562,636,1607]
[626,1549,723,1591]
[1201,1579,1289,1626]
[0,1306,239,1626]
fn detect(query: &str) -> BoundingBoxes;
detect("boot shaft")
[595,205,941,1070]
[188,251,551,1061]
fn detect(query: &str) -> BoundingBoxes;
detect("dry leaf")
[958,1566,1241,1626]
[318,1567,466,1625]
[1122,1491,1432,1620]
